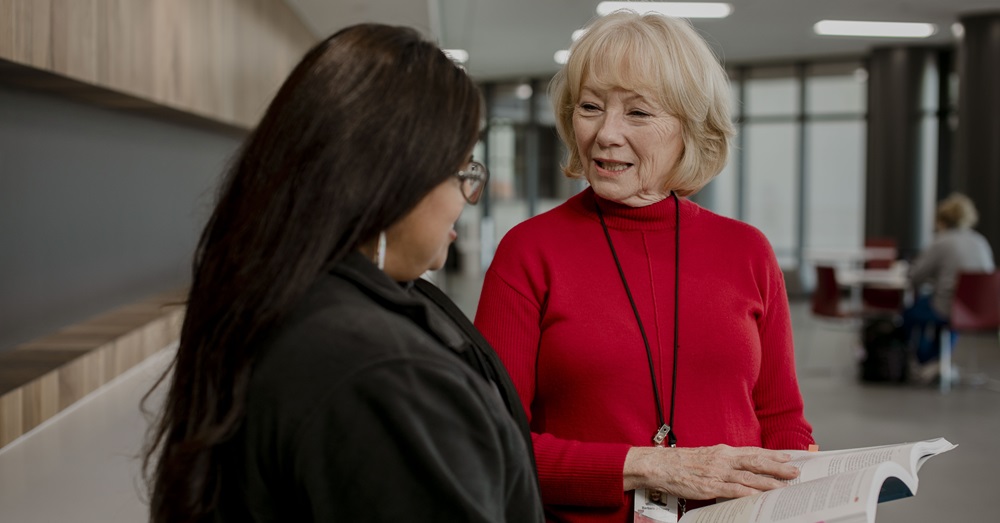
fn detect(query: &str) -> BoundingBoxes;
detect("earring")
[374,231,386,270]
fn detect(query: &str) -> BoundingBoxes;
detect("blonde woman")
[474,11,811,523]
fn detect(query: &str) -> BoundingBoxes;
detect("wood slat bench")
[0,289,186,449]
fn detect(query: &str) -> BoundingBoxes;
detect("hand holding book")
[635,437,956,523]
[625,444,800,499]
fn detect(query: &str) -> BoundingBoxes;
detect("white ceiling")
[284,0,1000,81]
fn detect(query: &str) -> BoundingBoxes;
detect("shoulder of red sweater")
[692,205,771,243]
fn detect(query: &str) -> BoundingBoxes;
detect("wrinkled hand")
[623,445,799,500]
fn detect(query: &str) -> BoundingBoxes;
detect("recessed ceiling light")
[596,2,733,19]
[442,49,469,64]
[515,84,533,100]
[572,29,587,41]
[952,22,965,39]
[554,49,570,65]
[813,20,936,38]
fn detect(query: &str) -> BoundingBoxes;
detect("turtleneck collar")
[574,186,698,231]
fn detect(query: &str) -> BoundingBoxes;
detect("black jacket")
[218,252,543,522]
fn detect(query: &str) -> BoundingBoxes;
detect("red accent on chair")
[939,271,1000,392]
[861,238,902,310]
[951,272,1000,331]
[812,265,851,318]
[864,237,898,269]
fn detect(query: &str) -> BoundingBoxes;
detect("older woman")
[144,24,542,522]
[906,192,994,368]
[474,12,812,522]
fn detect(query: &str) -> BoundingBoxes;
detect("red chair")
[864,237,898,270]
[812,265,855,319]
[862,238,903,310]
[939,271,1000,393]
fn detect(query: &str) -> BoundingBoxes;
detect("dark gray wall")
[956,12,1000,261]
[865,46,931,261]
[0,84,244,351]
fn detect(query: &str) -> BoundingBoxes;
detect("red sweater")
[474,189,813,523]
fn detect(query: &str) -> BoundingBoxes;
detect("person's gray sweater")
[909,228,995,316]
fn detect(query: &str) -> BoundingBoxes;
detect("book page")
[679,496,755,523]
[782,438,955,486]
[783,443,912,485]
[681,462,911,523]
[910,438,957,472]
[678,439,954,523]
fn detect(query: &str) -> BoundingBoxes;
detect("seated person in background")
[143,24,542,522]
[905,192,995,371]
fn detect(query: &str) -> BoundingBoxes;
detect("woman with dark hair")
[143,24,542,522]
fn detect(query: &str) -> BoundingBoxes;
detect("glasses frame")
[455,160,490,205]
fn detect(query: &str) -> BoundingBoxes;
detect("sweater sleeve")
[753,261,815,450]
[475,266,632,508]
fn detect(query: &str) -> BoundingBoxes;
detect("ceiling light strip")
[814,20,936,38]
[596,2,732,19]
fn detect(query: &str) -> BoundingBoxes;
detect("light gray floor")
[0,278,996,522]
[0,347,173,523]
[790,305,999,522]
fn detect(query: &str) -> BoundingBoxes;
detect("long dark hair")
[142,24,482,522]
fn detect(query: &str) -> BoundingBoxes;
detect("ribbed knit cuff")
[534,434,633,508]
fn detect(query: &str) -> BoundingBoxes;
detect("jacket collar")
[330,252,468,354]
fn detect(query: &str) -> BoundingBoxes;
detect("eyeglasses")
[455,160,490,205]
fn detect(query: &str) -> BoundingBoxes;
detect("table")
[837,268,908,289]
[805,247,898,267]
[837,266,909,311]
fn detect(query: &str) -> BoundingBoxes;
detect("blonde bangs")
[554,11,734,191]
[575,28,666,102]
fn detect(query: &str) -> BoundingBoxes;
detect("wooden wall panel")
[0,390,24,445]
[54,0,100,82]
[0,0,317,128]
[21,372,58,429]
[0,291,185,449]
[0,0,52,69]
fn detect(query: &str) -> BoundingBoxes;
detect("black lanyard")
[595,192,680,448]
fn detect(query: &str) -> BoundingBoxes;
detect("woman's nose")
[595,114,625,147]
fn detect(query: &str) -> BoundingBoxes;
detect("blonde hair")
[549,11,734,196]
[936,193,979,229]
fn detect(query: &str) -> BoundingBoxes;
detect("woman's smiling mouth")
[595,159,634,173]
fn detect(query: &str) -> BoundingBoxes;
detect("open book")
[634,437,956,523]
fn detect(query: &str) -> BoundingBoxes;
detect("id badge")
[633,488,681,523]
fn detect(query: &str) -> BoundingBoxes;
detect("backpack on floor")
[859,315,909,383]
